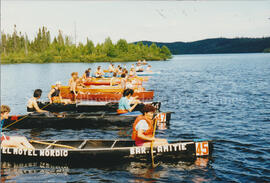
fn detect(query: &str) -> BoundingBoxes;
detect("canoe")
[1,139,213,166]
[4,111,171,129]
[38,101,161,113]
[61,91,154,101]
[54,86,145,94]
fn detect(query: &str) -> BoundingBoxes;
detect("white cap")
[55,81,61,85]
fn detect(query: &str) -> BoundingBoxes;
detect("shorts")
[135,139,145,146]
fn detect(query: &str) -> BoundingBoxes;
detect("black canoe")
[4,112,171,129]
[1,139,213,166]
[37,101,161,113]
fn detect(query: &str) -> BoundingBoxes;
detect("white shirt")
[135,120,149,131]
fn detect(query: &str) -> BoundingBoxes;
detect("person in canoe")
[1,105,35,149]
[68,72,78,103]
[132,104,168,147]
[110,72,118,86]
[48,81,71,104]
[146,65,152,72]
[27,89,48,113]
[109,63,115,73]
[142,59,148,65]
[120,73,127,89]
[129,68,137,78]
[117,89,141,115]
[82,68,91,81]
[95,66,104,78]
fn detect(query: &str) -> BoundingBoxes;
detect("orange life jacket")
[117,109,128,114]
[131,115,153,141]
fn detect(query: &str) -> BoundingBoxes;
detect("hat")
[55,81,61,85]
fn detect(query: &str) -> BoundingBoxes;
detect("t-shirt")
[135,120,149,131]
[118,97,130,110]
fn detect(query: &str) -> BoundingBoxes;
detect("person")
[117,89,140,115]
[48,81,65,104]
[1,105,35,149]
[110,72,118,86]
[27,89,48,113]
[95,66,104,78]
[68,72,78,102]
[82,68,91,81]
[129,68,137,78]
[142,59,147,65]
[120,73,127,89]
[108,63,115,73]
[146,65,152,72]
[136,63,144,72]
[132,104,168,146]
[131,64,135,70]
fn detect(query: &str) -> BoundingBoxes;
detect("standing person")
[120,73,127,89]
[68,72,78,103]
[117,89,140,115]
[27,89,48,113]
[131,104,168,146]
[1,105,34,149]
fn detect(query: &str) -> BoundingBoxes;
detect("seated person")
[110,72,118,86]
[27,89,48,113]
[117,89,140,115]
[146,65,152,72]
[95,66,104,78]
[1,105,34,149]
[132,104,168,147]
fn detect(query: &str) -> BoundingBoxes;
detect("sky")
[1,1,270,44]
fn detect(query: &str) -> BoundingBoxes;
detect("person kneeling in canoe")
[48,81,69,104]
[117,89,141,116]
[27,89,48,113]
[132,104,168,147]
[1,105,34,149]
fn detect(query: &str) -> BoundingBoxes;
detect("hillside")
[136,37,270,55]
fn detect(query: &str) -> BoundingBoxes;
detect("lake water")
[1,53,270,182]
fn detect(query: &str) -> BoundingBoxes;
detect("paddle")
[150,117,159,168]
[3,103,52,129]
[29,140,77,149]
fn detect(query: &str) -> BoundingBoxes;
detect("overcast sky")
[2,1,270,44]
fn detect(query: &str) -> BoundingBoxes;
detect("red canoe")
[61,91,154,101]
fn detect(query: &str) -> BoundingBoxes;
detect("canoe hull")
[61,91,154,101]
[5,112,171,129]
[1,139,213,166]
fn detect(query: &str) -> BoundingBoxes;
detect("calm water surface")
[1,53,270,182]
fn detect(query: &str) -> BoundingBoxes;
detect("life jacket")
[117,109,128,114]
[131,115,153,141]
[51,88,60,97]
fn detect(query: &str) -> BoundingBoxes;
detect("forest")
[0,26,172,64]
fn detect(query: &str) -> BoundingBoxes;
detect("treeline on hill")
[0,26,172,64]
[138,37,270,54]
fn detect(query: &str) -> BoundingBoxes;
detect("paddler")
[95,66,104,78]
[1,105,35,149]
[132,104,168,146]
[146,65,152,72]
[110,72,118,86]
[48,81,65,104]
[68,72,78,102]
[27,89,48,113]
[117,89,140,115]
[108,63,115,73]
